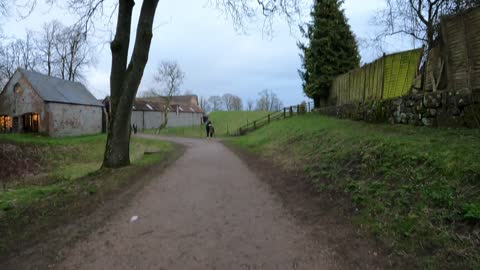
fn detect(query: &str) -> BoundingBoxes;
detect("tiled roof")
[133,96,203,113]
[19,69,102,107]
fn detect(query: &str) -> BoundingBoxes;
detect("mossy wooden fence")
[331,48,423,105]
[441,7,480,93]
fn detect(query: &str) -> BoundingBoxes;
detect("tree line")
[140,61,284,114]
[199,89,283,112]
[0,20,94,87]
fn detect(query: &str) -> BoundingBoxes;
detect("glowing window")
[0,115,13,131]
[14,84,21,94]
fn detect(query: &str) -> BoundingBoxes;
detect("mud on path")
[9,135,391,269]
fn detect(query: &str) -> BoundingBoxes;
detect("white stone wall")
[46,103,102,137]
[131,110,202,130]
[167,112,203,127]
[131,111,146,130]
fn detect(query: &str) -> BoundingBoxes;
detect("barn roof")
[18,69,102,107]
[133,96,203,113]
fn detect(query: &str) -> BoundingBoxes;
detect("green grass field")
[230,114,480,269]
[0,133,172,182]
[0,133,175,253]
[147,111,271,138]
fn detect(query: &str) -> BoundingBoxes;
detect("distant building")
[103,95,204,131]
[0,69,103,137]
[129,95,204,130]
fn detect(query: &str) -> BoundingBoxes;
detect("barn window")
[0,115,12,132]
[14,84,21,94]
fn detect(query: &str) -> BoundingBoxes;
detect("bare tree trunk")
[157,106,169,134]
[47,51,51,76]
[103,0,159,168]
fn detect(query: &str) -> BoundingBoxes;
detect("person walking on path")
[205,120,211,138]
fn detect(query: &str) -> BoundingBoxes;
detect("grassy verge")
[0,133,176,254]
[229,114,480,269]
[145,111,270,138]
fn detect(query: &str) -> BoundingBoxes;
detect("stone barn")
[130,96,204,130]
[0,69,103,137]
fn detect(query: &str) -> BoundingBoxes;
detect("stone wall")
[317,89,480,128]
[46,103,102,137]
[166,112,203,127]
[130,110,203,130]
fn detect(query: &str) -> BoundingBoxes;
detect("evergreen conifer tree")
[298,0,360,107]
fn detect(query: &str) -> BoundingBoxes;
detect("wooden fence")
[441,7,480,93]
[331,48,423,106]
[233,102,314,136]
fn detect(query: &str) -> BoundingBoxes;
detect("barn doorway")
[22,113,40,133]
[12,117,19,132]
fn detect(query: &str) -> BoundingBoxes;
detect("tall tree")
[151,60,185,132]
[231,95,243,111]
[66,25,92,81]
[101,0,161,168]
[256,89,283,111]
[208,95,223,111]
[0,34,38,85]
[298,0,359,107]
[247,99,255,111]
[37,20,62,76]
[222,93,237,111]
[18,31,38,71]
[52,24,93,81]
[199,96,211,112]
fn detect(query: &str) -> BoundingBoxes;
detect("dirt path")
[55,136,341,270]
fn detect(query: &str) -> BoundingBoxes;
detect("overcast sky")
[3,0,415,106]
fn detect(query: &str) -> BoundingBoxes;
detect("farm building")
[103,95,204,130]
[0,69,103,137]
[130,95,204,130]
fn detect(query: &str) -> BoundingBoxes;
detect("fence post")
[289,106,293,117]
[283,108,286,118]
[297,105,300,115]
[381,53,386,99]
[307,102,310,113]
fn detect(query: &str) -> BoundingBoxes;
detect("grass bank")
[0,133,176,254]
[147,111,270,138]
[229,114,480,269]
